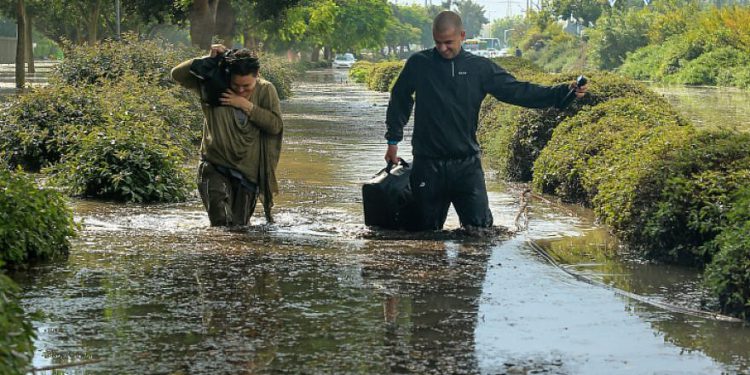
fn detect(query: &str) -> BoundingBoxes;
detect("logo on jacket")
[458,71,468,75]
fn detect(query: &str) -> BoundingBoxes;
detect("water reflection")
[651,84,750,132]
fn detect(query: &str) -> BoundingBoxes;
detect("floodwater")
[11,70,750,374]
[652,84,750,132]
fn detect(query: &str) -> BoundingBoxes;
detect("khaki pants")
[197,161,258,227]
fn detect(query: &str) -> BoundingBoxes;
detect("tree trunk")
[311,46,320,62]
[323,46,331,60]
[214,0,235,47]
[190,0,219,50]
[16,0,26,89]
[87,0,101,45]
[25,14,34,74]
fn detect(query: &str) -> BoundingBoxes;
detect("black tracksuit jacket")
[385,48,570,159]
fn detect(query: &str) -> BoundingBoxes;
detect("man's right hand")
[385,144,399,165]
[209,44,227,58]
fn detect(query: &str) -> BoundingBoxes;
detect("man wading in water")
[172,45,283,227]
[384,11,587,231]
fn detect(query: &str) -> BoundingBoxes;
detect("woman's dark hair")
[226,49,260,76]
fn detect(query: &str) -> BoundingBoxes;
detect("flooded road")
[14,70,750,374]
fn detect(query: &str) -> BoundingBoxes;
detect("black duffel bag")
[362,159,412,229]
[189,50,233,107]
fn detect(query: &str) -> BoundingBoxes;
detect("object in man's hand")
[189,50,233,107]
[560,75,588,108]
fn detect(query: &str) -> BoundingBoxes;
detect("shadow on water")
[11,69,750,374]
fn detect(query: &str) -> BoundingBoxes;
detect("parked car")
[498,48,511,57]
[332,53,356,69]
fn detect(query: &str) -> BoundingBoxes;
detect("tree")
[279,0,338,60]
[15,0,25,88]
[329,0,391,53]
[454,0,488,38]
[549,0,608,26]
[488,15,524,47]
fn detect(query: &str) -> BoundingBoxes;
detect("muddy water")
[651,84,750,132]
[13,70,750,374]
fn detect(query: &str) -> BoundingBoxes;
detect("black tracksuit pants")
[405,155,493,231]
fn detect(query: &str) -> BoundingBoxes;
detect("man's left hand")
[220,90,254,113]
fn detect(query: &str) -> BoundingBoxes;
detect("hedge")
[475,59,750,319]
[0,169,75,266]
[0,270,35,375]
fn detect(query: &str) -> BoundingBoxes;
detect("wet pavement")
[11,69,750,374]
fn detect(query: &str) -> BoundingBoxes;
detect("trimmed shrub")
[0,169,75,265]
[259,54,299,100]
[479,71,659,181]
[50,125,191,203]
[0,75,201,173]
[349,61,375,84]
[0,85,105,171]
[621,131,750,265]
[490,56,545,76]
[367,61,404,92]
[54,33,196,87]
[532,96,687,202]
[0,270,35,375]
[705,187,750,319]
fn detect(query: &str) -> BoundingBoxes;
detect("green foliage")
[523,38,587,73]
[587,8,653,70]
[54,33,197,87]
[619,6,750,88]
[366,61,404,92]
[51,126,191,203]
[0,85,106,171]
[0,169,75,266]
[705,187,750,319]
[532,96,686,203]
[479,71,656,181]
[349,61,375,83]
[0,270,35,375]
[260,54,299,100]
[0,37,207,205]
[490,56,544,76]
[667,46,750,86]
[455,0,489,38]
[624,131,750,265]
[638,168,750,265]
[0,75,201,173]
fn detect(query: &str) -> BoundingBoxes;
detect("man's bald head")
[432,10,463,34]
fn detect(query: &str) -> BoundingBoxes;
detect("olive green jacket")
[171,58,283,221]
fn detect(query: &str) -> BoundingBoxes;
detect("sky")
[394,0,529,21]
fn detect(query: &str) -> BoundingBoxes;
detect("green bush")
[587,8,653,70]
[532,96,686,202]
[0,75,201,173]
[349,61,375,84]
[0,270,35,375]
[51,125,191,203]
[479,71,658,181]
[705,187,750,319]
[669,46,750,86]
[259,54,299,100]
[0,85,105,171]
[490,56,544,76]
[0,169,75,265]
[622,131,750,265]
[54,33,196,87]
[366,61,404,92]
